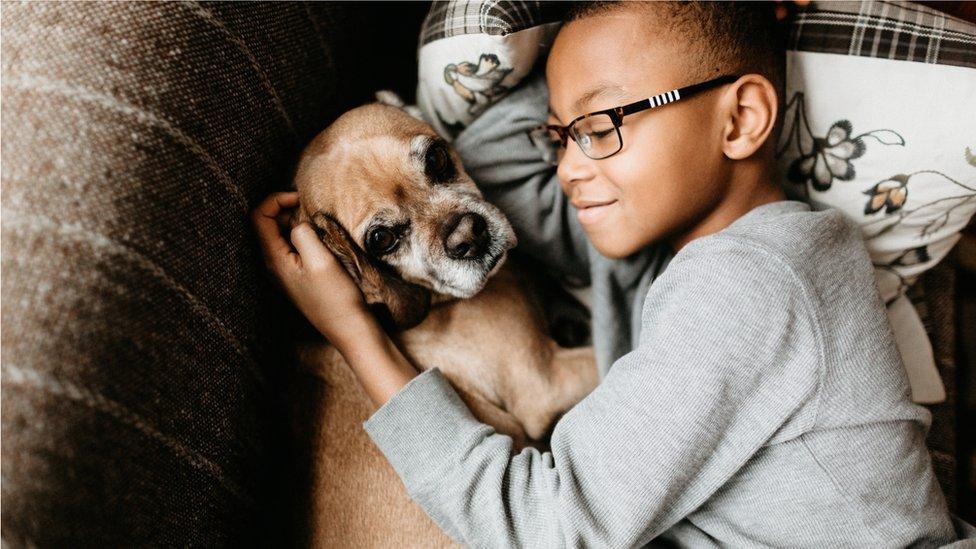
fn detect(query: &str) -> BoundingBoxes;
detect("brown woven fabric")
[1,1,427,545]
[955,250,976,522]
[912,261,960,512]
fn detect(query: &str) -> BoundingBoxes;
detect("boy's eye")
[578,114,616,141]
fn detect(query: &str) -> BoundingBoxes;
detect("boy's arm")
[452,73,592,284]
[363,243,822,547]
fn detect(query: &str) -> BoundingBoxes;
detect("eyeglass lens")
[531,113,622,165]
[572,114,619,159]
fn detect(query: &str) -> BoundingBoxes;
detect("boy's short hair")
[564,1,788,143]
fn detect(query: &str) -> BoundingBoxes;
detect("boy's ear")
[720,74,778,161]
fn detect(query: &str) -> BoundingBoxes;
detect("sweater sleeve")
[452,73,592,284]
[362,241,823,548]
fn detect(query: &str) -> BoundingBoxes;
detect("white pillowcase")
[416,2,560,140]
[773,50,976,404]
[417,25,559,140]
[774,51,976,306]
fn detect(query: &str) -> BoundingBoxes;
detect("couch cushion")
[0,1,427,544]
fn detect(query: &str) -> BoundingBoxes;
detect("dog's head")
[292,100,517,332]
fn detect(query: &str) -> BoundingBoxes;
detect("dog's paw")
[375,89,406,108]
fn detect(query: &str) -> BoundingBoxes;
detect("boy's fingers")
[275,209,296,233]
[291,223,332,269]
[254,191,299,219]
[252,193,301,267]
[254,211,296,265]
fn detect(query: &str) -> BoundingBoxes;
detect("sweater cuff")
[362,367,493,493]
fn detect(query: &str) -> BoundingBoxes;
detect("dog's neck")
[430,291,461,309]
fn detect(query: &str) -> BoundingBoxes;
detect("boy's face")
[546,13,731,258]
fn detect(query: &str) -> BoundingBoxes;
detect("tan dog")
[286,96,598,547]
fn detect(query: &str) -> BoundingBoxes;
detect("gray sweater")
[362,76,959,547]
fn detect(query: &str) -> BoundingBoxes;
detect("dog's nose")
[443,212,489,260]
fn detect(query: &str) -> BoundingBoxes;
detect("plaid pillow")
[420,0,564,44]
[416,1,563,140]
[788,0,975,68]
[775,0,975,307]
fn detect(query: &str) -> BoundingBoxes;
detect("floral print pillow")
[774,0,976,404]
[774,51,976,306]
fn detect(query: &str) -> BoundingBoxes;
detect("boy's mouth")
[572,199,618,225]
[572,198,617,208]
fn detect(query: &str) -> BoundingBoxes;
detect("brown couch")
[1,2,428,545]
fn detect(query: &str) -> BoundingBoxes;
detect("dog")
[285,95,599,547]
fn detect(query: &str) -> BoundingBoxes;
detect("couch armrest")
[0,2,426,544]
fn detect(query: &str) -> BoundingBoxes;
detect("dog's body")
[287,100,598,547]
[292,264,596,547]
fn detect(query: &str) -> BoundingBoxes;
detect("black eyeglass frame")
[529,74,741,162]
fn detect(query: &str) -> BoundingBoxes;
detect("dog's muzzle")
[443,212,490,260]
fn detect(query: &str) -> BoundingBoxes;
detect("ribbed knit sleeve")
[363,238,823,548]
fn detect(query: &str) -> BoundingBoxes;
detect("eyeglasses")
[527,74,740,165]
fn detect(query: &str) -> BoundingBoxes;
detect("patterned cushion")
[772,1,976,406]
[0,1,426,544]
[774,0,976,305]
[417,1,564,139]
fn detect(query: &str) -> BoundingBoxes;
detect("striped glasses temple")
[617,74,741,118]
[650,89,680,106]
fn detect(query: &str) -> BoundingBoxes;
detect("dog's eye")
[425,142,455,183]
[367,227,399,255]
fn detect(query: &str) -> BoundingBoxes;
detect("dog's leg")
[452,384,532,451]
[545,345,600,418]
[505,343,600,442]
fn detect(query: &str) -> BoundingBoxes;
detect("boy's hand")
[252,192,377,349]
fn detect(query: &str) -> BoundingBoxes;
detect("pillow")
[774,1,976,306]
[773,1,976,403]
[415,1,975,404]
[416,1,563,140]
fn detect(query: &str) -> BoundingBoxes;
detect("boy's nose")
[556,139,597,191]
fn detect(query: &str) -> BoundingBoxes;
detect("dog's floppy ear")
[305,211,431,332]
[375,90,426,122]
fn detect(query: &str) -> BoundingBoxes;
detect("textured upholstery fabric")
[912,262,961,511]
[1,1,427,545]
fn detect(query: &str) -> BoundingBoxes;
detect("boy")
[254,2,960,546]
